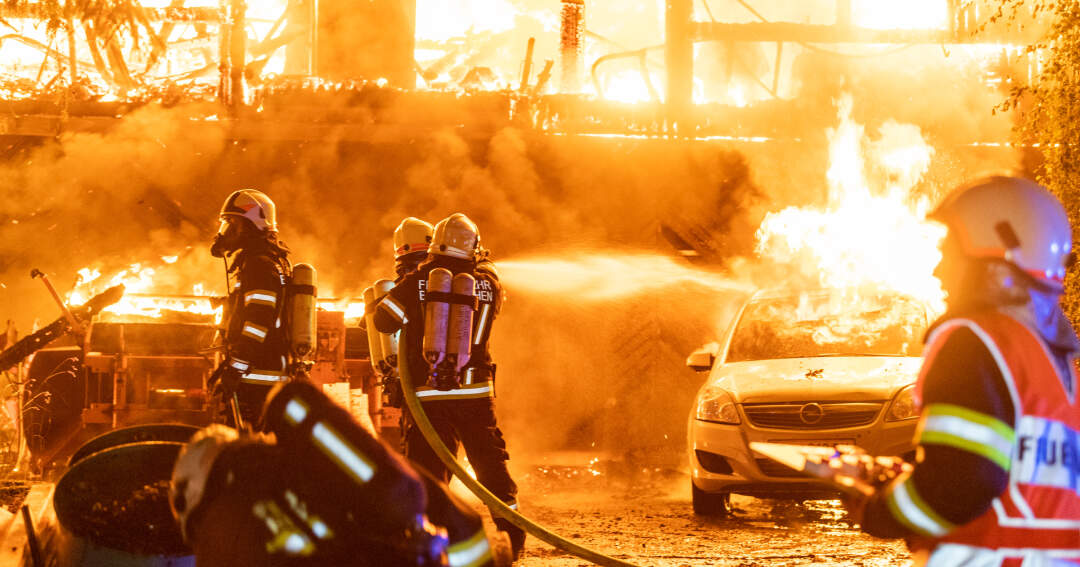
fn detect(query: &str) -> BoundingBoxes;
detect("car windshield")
[726,291,928,362]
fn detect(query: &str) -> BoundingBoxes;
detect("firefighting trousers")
[402,397,525,551]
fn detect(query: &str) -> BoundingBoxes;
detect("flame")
[754,93,945,312]
[318,299,366,322]
[729,290,929,361]
[70,256,366,323]
[71,262,220,319]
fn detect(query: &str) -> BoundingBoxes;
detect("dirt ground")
[466,455,913,567]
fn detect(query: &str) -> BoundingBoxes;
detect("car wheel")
[691,484,730,516]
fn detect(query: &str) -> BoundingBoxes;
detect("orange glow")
[851,0,949,30]
[601,70,659,104]
[415,0,518,42]
[318,300,366,322]
[587,456,602,477]
[70,256,365,324]
[71,262,220,319]
[727,83,748,109]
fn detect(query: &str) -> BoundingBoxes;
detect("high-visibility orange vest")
[914,311,1080,565]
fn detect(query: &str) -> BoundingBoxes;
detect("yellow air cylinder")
[422,268,453,369]
[446,273,475,373]
[373,279,398,371]
[362,286,386,376]
[290,263,317,358]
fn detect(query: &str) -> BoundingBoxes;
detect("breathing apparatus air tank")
[373,279,399,373]
[290,263,318,359]
[423,268,452,388]
[362,286,387,376]
[445,273,475,375]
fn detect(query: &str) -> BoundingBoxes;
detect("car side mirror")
[686,348,715,372]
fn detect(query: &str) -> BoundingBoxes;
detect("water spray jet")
[497,252,752,301]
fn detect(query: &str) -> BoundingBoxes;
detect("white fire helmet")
[170,424,239,538]
[931,175,1072,291]
[431,213,480,260]
[220,189,278,232]
[393,217,434,258]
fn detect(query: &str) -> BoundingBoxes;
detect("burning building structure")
[0,0,1046,137]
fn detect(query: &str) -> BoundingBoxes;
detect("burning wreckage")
[0,268,402,563]
[0,0,1061,565]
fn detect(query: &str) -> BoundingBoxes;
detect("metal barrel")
[51,440,194,566]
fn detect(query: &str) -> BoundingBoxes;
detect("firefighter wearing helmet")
[394,217,435,279]
[850,176,1080,564]
[374,213,526,560]
[209,189,293,428]
[365,218,435,415]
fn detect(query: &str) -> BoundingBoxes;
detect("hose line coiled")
[398,334,640,567]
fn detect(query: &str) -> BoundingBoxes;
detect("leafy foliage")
[991,0,1080,320]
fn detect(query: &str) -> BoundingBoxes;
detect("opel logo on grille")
[800,403,824,425]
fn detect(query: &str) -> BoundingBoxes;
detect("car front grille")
[742,402,883,430]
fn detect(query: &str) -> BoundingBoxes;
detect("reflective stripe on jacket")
[913,311,1080,563]
[224,250,291,383]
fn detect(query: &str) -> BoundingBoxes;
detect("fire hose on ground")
[397,336,640,567]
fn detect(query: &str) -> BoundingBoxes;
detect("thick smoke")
[0,101,763,472]
[0,105,227,328]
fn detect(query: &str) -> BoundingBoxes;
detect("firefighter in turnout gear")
[851,176,1080,564]
[374,213,525,559]
[209,189,293,429]
[366,218,435,411]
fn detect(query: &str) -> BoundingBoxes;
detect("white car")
[687,289,927,515]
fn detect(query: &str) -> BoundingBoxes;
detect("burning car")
[687,288,927,515]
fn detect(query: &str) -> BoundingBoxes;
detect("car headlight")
[696,386,740,424]
[886,384,919,421]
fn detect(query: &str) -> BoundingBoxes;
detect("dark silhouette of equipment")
[0,284,125,373]
[30,268,84,335]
